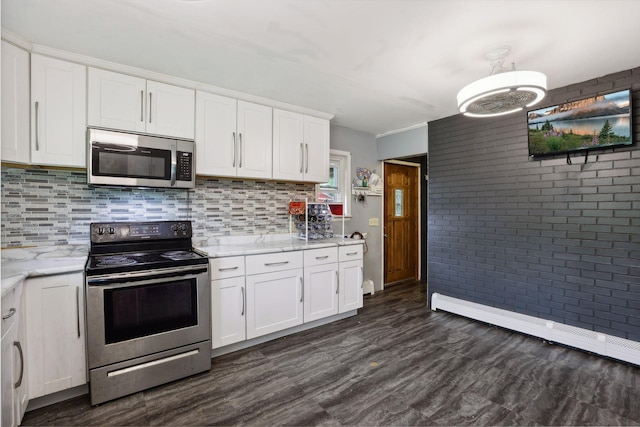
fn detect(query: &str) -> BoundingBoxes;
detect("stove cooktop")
[86,248,209,276]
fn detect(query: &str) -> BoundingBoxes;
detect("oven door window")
[104,279,198,344]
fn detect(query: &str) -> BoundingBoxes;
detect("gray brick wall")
[428,67,640,341]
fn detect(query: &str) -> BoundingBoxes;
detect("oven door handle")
[87,266,208,286]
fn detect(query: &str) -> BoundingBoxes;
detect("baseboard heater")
[431,293,640,366]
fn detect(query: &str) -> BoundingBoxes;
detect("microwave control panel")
[176,151,193,182]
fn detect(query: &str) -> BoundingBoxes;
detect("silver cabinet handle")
[305,143,309,173]
[232,132,237,167]
[360,267,364,288]
[300,143,304,173]
[2,308,16,320]
[300,277,304,302]
[241,287,245,316]
[35,101,40,151]
[13,341,24,388]
[315,255,329,260]
[238,133,243,168]
[264,261,289,267]
[336,270,339,294]
[140,90,144,122]
[76,286,81,338]
[218,266,239,272]
[148,92,153,123]
[346,252,358,256]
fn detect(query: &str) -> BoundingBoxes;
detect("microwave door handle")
[170,145,177,187]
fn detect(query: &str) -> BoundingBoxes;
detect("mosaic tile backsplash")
[1,167,315,248]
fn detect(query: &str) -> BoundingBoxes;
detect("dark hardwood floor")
[23,281,640,426]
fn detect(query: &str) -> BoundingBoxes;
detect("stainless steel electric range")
[85,221,211,405]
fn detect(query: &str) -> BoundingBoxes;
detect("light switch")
[369,217,379,226]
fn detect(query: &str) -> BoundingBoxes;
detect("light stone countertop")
[195,234,364,258]
[1,244,89,297]
[0,236,365,297]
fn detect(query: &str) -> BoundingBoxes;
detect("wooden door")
[384,163,419,284]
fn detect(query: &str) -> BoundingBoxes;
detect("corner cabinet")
[211,256,246,348]
[25,272,86,399]
[88,67,195,139]
[195,91,273,179]
[1,41,30,164]
[272,109,330,183]
[31,54,86,167]
[245,252,304,339]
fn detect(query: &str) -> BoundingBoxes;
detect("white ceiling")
[3,0,640,136]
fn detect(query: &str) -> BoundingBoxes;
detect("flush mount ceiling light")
[457,47,547,118]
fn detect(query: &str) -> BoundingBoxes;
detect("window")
[316,149,351,217]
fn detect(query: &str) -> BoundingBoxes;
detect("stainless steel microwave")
[87,128,195,189]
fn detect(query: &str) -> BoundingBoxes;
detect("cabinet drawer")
[246,251,303,275]
[304,247,338,267]
[1,287,17,337]
[339,244,364,261]
[210,256,245,280]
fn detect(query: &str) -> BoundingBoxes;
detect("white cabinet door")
[14,286,28,424]
[339,259,363,313]
[195,91,238,177]
[87,68,146,134]
[302,115,330,183]
[304,263,339,322]
[272,110,330,183]
[246,268,303,339]
[237,101,272,179]
[272,109,304,181]
[31,54,86,167]
[1,284,18,427]
[25,273,86,399]
[1,41,30,164]
[146,80,195,139]
[212,276,246,348]
[88,68,194,139]
[1,321,16,427]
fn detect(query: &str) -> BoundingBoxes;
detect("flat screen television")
[527,89,632,158]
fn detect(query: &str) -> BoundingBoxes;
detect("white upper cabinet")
[88,68,195,139]
[195,91,272,179]
[272,109,329,183]
[31,54,86,167]
[1,41,30,164]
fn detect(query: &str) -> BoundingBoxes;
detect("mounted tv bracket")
[566,151,598,165]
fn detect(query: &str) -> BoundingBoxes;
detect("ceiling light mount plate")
[457,47,547,118]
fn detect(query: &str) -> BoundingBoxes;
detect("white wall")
[330,125,383,291]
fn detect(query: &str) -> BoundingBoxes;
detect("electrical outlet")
[369,217,379,226]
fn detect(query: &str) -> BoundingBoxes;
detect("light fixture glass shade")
[457,70,547,117]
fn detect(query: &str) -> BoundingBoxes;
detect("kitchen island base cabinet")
[246,269,304,339]
[25,272,86,399]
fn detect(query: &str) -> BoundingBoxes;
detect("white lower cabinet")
[303,247,339,322]
[25,272,86,399]
[211,244,364,350]
[245,251,303,339]
[246,268,304,339]
[339,245,364,313]
[1,282,27,427]
[211,256,246,349]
